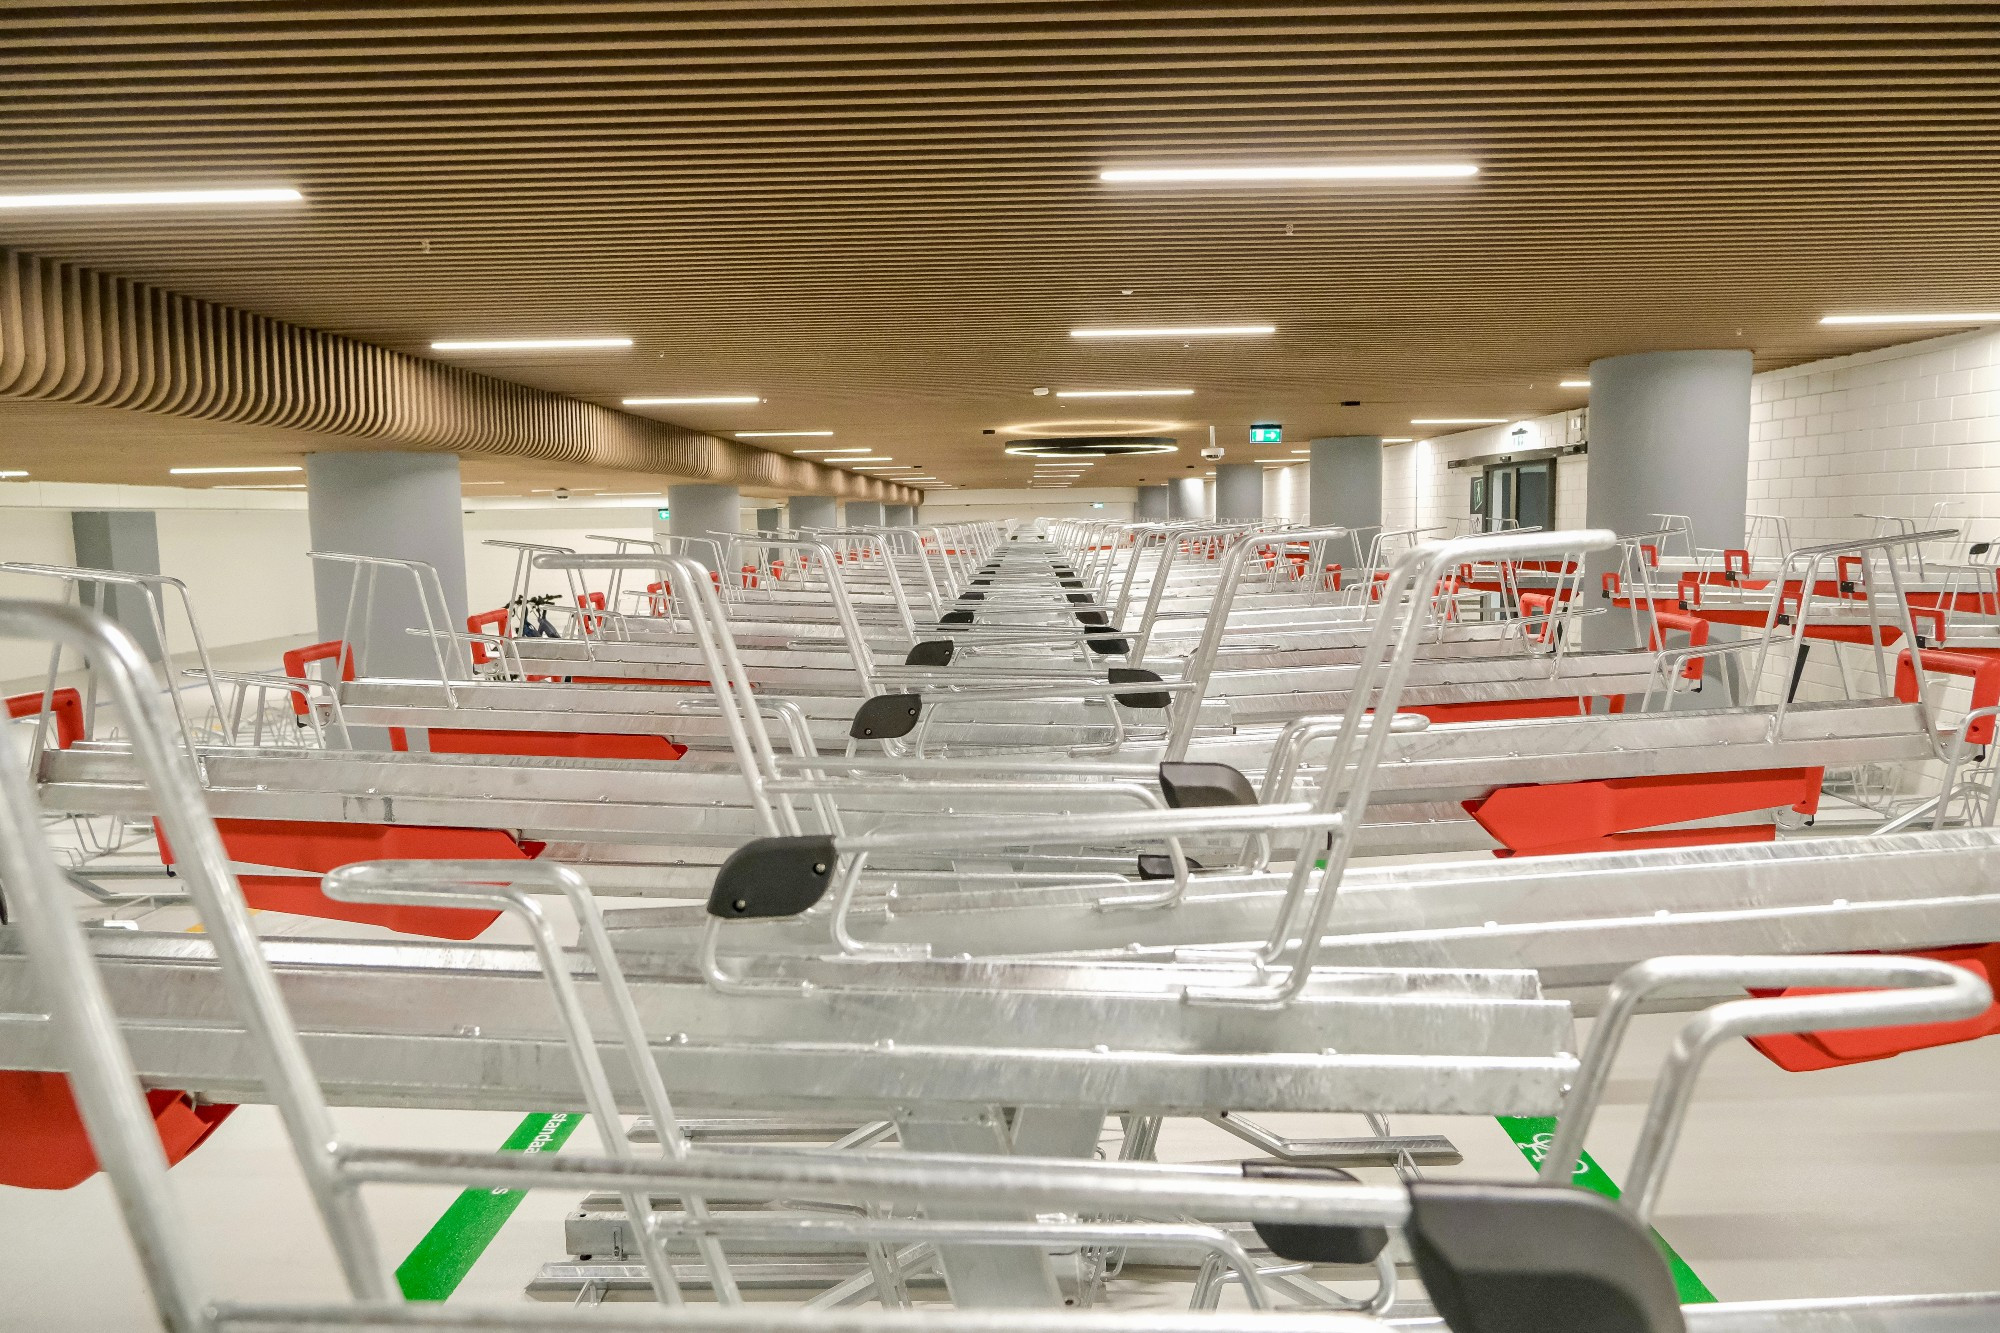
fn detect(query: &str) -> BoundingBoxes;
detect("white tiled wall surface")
[1747,327,2000,550]
[1379,411,1589,538]
[1743,328,2000,719]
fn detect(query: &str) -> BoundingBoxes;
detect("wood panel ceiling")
[3,1,1996,491]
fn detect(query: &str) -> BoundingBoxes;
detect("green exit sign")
[657,508,671,520]
[1249,424,1283,444]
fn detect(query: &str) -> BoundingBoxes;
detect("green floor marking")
[395,1111,585,1301]
[1496,1115,1716,1304]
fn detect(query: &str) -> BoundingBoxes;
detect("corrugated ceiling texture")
[0,2,1997,487]
[0,248,917,500]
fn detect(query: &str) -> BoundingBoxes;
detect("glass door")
[1480,458,1557,531]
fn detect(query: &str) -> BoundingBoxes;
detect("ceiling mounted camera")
[1199,425,1225,462]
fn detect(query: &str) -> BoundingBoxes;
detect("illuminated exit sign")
[1248,424,1283,445]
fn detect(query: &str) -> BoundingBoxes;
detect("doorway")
[1471,457,1556,532]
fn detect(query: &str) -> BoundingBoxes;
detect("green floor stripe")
[395,1111,585,1301]
[1496,1115,1716,1304]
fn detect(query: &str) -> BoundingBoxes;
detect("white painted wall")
[0,506,80,686]
[1260,464,1308,523]
[155,508,317,651]
[0,481,317,689]
[0,482,669,688]
[460,507,657,613]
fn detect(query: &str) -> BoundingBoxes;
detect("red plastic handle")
[1517,591,1556,643]
[1894,647,2000,745]
[4,687,85,749]
[465,608,509,666]
[1723,548,1752,579]
[1640,543,1659,567]
[1648,608,1712,681]
[1837,554,1865,595]
[1677,572,1703,609]
[281,640,355,717]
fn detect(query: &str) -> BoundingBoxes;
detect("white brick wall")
[1365,331,2000,744]
[1745,328,2000,721]
[1748,327,2000,550]
[1379,411,1589,537]
[1372,328,1999,560]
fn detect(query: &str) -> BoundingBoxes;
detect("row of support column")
[1134,352,1751,580]
[302,450,916,664]
[297,347,1748,663]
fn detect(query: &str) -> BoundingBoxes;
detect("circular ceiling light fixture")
[1004,436,1179,459]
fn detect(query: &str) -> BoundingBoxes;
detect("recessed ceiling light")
[1102,163,1477,185]
[1054,388,1196,399]
[431,337,632,352]
[1070,325,1274,339]
[1411,417,1507,426]
[212,483,306,490]
[840,455,893,462]
[623,395,762,406]
[1559,380,1591,388]
[792,447,869,455]
[1254,458,1297,464]
[1382,437,1415,443]
[169,465,304,475]
[1820,313,2000,326]
[738,430,834,439]
[597,491,668,497]
[0,470,27,479]
[462,481,508,486]
[0,186,302,210]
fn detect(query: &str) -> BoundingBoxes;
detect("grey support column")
[1585,349,1754,645]
[1214,464,1263,522]
[845,500,885,527]
[304,451,467,678]
[667,483,740,572]
[788,494,837,528]
[1135,485,1169,520]
[885,503,915,526]
[1308,435,1383,531]
[1167,477,1206,520]
[69,510,164,662]
[1586,350,1752,547]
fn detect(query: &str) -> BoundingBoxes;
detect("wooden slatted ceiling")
[1,2,1996,491]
